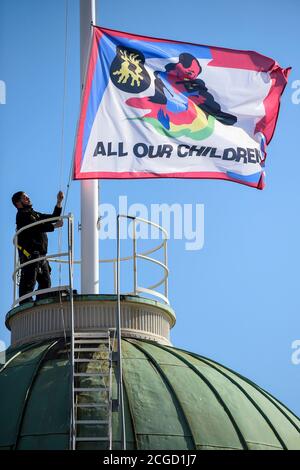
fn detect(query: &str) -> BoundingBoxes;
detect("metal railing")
[12,214,74,308]
[48,215,169,305]
[103,215,169,304]
[113,214,169,451]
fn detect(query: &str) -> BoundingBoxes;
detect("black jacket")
[16,205,62,256]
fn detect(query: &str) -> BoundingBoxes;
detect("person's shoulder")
[16,208,29,228]
[16,208,27,219]
[17,208,38,224]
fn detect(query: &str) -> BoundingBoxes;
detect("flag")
[73,26,290,189]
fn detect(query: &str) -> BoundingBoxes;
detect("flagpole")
[80,0,99,294]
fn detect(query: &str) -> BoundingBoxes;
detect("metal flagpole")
[117,215,127,450]
[80,0,99,294]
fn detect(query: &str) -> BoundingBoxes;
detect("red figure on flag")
[126,53,237,136]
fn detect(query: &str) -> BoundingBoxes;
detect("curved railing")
[12,214,74,308]
[12,214,169,306]
[116,215,169,305]
[52,216,169,304]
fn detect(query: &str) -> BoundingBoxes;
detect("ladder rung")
[74,332,110,338]
[74,348,109,352]
[76,403,109,408]
[74,387,109,392]
[76,420,109,426]
[74,340,110,344]
[74,372,109,377]
[75,437,108,442]
[74,359,106,363]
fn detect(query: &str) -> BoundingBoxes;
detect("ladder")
[71,331,114,450]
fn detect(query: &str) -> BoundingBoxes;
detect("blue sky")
[1,0,300,416]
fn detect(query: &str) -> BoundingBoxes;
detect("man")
[12,191,64,304]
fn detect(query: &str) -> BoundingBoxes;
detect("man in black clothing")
[12,191,64,304]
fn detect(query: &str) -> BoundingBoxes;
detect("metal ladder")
[71,331,114,450]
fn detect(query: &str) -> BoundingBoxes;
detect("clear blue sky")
[1,0,300,415]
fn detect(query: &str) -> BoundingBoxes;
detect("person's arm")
[53,191,64,227]
[52,190,64,217]
[38,191,64,229]
[34,214,55,233]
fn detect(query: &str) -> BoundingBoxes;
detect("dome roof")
[1,338,300,450]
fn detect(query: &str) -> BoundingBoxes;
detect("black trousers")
[19,255,51,304]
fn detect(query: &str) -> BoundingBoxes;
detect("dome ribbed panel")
[184,352,300,449]
[125,340,245,450]
[1,338,300,450]
[121,340,194,449]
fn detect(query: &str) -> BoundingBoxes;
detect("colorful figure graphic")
[126,53,237,140]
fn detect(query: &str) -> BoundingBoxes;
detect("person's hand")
[54,220,63,229]
[57,191,64,207]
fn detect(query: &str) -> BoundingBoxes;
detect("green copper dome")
[1,338,300,450]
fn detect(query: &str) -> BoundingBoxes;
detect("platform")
[5,294,176,348]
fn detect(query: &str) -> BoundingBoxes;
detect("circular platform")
[5,294,176,347]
